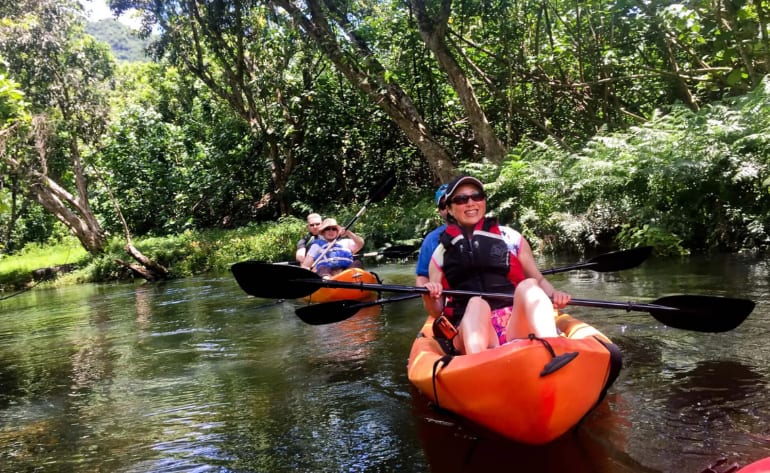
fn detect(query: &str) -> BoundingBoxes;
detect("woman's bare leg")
[455,297,498,354]
[506,278,558,339]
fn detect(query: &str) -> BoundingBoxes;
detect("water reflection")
[663,360,769,461]
[666,359,765,415]
[309,305,382,368]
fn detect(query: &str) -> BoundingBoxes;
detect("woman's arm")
[421,260,445,317]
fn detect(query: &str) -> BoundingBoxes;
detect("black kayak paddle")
[231,262,754,332]
[231,246,654,299]
[310,172,397,269]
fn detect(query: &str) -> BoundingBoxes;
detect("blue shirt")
[415,224,446,277]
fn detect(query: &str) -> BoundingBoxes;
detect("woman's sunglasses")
[449,191,486,205]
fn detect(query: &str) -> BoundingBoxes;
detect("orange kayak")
[302,268,380,303]
[737,457,770,473]
[407,312,621,445]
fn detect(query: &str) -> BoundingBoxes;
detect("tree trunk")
[410,0,507,164]
[115,242,168,281]
[7,116,108,255]
[30,178,106,254]
[271,0,456,182]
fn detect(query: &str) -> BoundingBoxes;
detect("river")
[0,254,768,472]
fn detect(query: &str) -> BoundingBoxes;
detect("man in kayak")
[295,213,323,263]
[415,183,449,287]
[302,218,365,278]
[421,175,572,355]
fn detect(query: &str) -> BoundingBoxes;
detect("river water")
[0,254,768,472]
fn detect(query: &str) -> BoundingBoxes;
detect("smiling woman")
[422,175,573,356]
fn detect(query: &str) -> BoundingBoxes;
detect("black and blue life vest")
[438,217,525,323]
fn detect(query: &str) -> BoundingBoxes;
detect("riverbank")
[0,221,307,293]
[0,212,429,295]
[0,195,446,294]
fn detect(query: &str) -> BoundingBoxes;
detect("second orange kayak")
[302,268,380,303]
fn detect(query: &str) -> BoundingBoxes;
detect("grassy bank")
[0,201,438,293]
[0,218,307,292]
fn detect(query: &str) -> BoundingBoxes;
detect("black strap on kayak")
[528,334,580,377]
[572,337,624,435]
[431,354,454,409]
[434,336,457,357]
[594,338,623,404]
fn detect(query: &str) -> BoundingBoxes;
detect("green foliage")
[95,62,265,235]
[0,73,29,124]
[490,77,770,255]
[352,190,438,249]
[6,0,770,268]
[96,103,186,235]
[0,220,309,289]
[616,224,687,257]
[0,0,116,255]
[0,236,88,288]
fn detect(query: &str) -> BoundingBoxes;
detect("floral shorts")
[490,306,514,345]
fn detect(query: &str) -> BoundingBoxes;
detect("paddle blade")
[380,244,418,259]
[649,295,755,332]
[231,261,321,299]
[295,293,421,325]
[296,299,364,325]
[590,246,653,272]
[542,246,653,275]
[367,172,397,204]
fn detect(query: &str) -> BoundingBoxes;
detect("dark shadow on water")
[661,359,770,471]
[666,359,766,414]
[410,387,658,473]
[0,355,22,408]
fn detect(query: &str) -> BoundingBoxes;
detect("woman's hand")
[551,290,571,308]
[422,281,443,299]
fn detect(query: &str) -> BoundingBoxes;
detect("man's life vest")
[314,241,355,271]
[298,233,323,250]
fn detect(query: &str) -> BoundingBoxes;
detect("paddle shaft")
[311,173,396,269]
[276,250,380,266]
[231,257,752,332]
[233,247,651,301]
[293,277,512,299]
[540,246,653,275]
[291,277,682,312]
[291,277,753,331]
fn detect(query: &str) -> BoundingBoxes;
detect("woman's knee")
[514,278,539,294]
[466,296,491,312]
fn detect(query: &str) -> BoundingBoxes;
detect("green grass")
[0,219,309,291]
[0,239,90,289]
[0,193,440,293]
